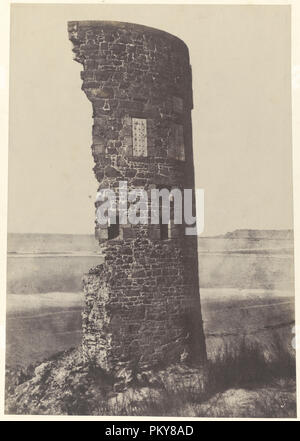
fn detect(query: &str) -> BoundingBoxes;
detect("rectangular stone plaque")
[174,124,185,161]
[132,118,147,156]
[173,96,183,114]
[168,124,185,161]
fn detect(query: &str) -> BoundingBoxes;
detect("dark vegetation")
[5,334,296,417]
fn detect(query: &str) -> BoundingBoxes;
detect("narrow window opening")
[160,221,168,240]
[108,215,120,240]
[159,194,170,240]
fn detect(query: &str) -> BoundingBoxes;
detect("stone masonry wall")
[68,21,207,373]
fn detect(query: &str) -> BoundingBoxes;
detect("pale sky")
[8,4,293,236]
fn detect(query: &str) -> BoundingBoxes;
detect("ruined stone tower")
[68,21,206,373]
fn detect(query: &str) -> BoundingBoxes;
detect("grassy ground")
[97,335,296,417]
[5,334,296,417]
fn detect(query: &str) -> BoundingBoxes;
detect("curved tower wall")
[68,21,206,371]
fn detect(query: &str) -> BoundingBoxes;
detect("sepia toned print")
[5,5,295,418]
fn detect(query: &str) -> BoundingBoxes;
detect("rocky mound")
[5,344,296,417]
[5,348,206,416]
